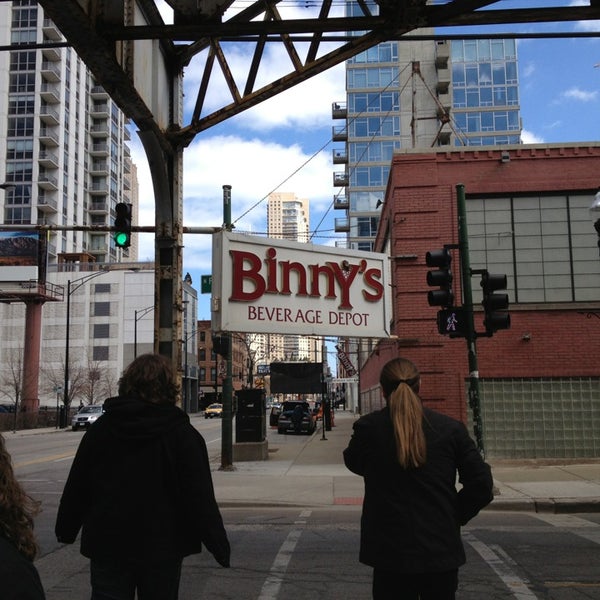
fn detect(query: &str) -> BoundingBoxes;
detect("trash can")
[235,389,266,443]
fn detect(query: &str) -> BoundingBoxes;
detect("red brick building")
[358,144,600,458]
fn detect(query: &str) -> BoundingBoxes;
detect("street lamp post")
[62,268,109,427]
[182,328,198,413]
[134,305,154,359]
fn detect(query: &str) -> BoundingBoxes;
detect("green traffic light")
[114,231,130,248]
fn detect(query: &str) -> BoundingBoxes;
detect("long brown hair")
[380,357,426,469]
[0,433,40,560]
[118,353,179,404]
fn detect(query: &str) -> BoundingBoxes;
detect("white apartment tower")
[260,192,321,367]
[0,0,138,263]
[267,192,310,243]
[0,2,146,412]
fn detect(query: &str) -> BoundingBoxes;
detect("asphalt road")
[7,423,600,599]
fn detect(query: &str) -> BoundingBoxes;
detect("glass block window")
[471,377,600,459]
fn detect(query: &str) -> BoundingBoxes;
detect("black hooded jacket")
[344,406,493,573]
[55,397,230,567]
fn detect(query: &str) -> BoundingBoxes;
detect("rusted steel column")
[138,131,184,392]
[22,300,43,412]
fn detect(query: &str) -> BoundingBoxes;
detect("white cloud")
[520,61,535,79]
[520,129,545,144]
[562,87,599,102]
[130,129,340,272]
[183,47,346,132]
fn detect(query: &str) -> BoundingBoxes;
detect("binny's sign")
[211,231,392,338]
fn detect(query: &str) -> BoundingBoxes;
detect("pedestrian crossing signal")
[437,307,467,338]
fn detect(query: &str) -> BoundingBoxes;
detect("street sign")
[201,274,212,294]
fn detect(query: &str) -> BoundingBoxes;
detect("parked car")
[71,404,104,430]
[269,403,283,427]
[204,403,223,418]
[277,401,316,435]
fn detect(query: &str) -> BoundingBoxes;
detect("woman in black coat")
[55,354,230,600]
[343,357,493,600]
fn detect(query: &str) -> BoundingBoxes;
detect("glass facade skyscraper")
[333,2,522,251]
[450,38,521,147]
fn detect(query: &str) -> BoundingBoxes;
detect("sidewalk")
[208,411,600,514]
[10,412,600,513]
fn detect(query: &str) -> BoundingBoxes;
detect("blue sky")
[131,1,600,322]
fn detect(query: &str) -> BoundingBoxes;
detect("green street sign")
[201,275,212,294]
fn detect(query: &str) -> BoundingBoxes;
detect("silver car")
[71,404,104,430]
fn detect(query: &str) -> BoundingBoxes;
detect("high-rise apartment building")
[0,0,137,263]
[333,2,522,251]
[0,2,145,412]
[254,192,321,368]
[267,192,310,243]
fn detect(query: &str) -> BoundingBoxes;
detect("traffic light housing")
[212,334,230,357]
[481,271,510,334]
[113,203,132,248]
[426,248,454,307]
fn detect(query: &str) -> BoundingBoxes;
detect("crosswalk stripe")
[257,510,312,600]
[464,531,538,599]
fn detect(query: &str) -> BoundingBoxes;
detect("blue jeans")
[90,558,182,600]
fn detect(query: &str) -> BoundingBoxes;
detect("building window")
[11,4,38,28]
[4,206,31,224]
[94,283,111,294]
[93,323,109,338]
[93,301,110,317]
[7,116,34,136]
[467,193,600,303]
[92,346,109,361]
[199,367,206,382]
[6,139,33,159]
[351,216,379,239]
[9,50,36,71]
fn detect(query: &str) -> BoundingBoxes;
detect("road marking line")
[15,452,75,468]
[258,510,312,600]
[464,532,538,599]
[532,513,600,545]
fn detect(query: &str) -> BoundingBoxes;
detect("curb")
[486,497,600,514]
[215,497,600,513]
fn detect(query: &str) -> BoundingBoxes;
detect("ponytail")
[380,358,426,469]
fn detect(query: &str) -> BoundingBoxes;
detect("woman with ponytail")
[344,357,493,600]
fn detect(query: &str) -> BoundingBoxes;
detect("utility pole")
[220,184,235,471]
[456,183,485,457]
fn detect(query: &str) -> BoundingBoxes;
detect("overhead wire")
[232,58,410,242]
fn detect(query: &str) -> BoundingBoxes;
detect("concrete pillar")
[22,300,43,412]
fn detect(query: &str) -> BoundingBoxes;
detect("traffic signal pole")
[456,183,485,457]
